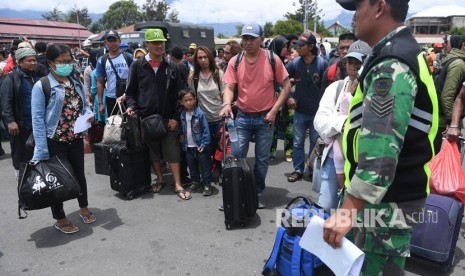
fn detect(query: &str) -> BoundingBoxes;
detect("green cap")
[145,29,167,42]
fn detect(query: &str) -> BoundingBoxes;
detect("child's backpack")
[262,197,329,276]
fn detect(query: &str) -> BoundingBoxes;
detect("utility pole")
[304,0,308,32]
[314,0,318,34]
[76,9,81,52]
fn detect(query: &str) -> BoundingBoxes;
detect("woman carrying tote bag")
[31,44,96,234]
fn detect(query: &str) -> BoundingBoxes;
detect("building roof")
[408,5,465,19]
[0,17,92,44]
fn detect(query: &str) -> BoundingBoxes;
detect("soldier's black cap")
[336,0,410,11]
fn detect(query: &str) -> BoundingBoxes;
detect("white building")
[406,5,465,35]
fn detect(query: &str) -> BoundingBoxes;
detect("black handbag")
[141,114,167,140]
[124,113,144,149]
[25,133,35,151]
[18,155,81,219]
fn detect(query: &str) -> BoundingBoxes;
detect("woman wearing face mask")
[31,44,96,234]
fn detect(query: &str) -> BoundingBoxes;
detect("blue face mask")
[54,64,74,77]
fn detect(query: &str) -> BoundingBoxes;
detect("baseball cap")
[241,23,263,38]
[297,31,317,46]
[343,40,372,62]
[433,42,443,49]
[145,28,167,42]
[104,30,120,40]
[336,0,410,11]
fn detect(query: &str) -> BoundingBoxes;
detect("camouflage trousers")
[270,108,294,158]
[348,197,426,276]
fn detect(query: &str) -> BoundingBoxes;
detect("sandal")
[54,222,79,234]
[151,181,165,193]
[174,189,192,200]
[79,212,96,224]
[287,171,303,182]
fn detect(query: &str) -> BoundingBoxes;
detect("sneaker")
[186,181,202,192]
[258,195,266,209]
[218,204,224,211]
[202,185,212,196]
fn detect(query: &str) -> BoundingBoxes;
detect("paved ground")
[0,140,464,276]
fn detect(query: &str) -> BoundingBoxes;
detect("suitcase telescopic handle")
[222,117,227,165]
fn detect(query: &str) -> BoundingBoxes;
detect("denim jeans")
[317,148,339,211]
[292,112,318,174]
[185,147,213,185]
[231,111,274,194]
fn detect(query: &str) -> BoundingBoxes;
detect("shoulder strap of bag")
[234,51,245,72]
[335,80,345,104]
[262,227,286,274]
[194,73,199,95]
[291,235,303,275]
[122,52,133,68]
[40,76,51,106]
[107,54,121,80]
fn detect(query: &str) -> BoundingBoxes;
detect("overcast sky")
[2,0,464,24]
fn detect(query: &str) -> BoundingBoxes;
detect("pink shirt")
[223,49,288,112]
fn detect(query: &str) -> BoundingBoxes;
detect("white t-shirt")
[186,111,197,147]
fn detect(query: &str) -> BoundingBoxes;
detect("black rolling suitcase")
[221,119,257,230]
[108,143,151,199]
[94,142,110,175]
[410,193,464,271]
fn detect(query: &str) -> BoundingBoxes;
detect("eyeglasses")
[54,60,75,65]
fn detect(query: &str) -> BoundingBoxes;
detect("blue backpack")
[262,197,328,276]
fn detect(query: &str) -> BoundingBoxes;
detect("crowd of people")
[2,0,465,274]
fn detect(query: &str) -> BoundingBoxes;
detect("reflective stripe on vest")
[342,53,439,190]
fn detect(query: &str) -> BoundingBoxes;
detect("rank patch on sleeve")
[373,78,392,97]
[371,96,394,117]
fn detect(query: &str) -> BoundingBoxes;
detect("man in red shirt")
[219,22,291,208]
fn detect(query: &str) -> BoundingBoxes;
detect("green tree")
[273,19,303,37]
[89,20,104,33]
[42,7,64,22]
[143,0,169,21]
[235,24,244,37]
[100,0,145,30]
[449,27,465,35]
[285,0,328,35]
[168,9,180,23]
[65,7,93,29]
[264,22,274,37]
[217,33,226,39]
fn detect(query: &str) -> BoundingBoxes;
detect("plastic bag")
[18,155,81,218]
[429,139,465,204]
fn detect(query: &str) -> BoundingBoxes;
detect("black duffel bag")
[141,114,168,140]
[18,155,81,219]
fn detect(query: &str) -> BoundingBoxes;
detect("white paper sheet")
[74,112,94,134]
[299,216,365,276]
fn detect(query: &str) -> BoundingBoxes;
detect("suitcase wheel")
[441,264,452,272]
[126,192,134,200]
[225,223,232,230]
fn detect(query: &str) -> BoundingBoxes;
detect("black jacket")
[125,57,187,119]
[1,68,43,127]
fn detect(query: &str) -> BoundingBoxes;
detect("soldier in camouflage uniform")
[325,1,439,275]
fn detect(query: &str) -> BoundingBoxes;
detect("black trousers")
[106,96,117,116]
[10,127,33,170]
[48,138,88,220]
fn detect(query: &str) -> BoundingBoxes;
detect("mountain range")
[0,8,355,37]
